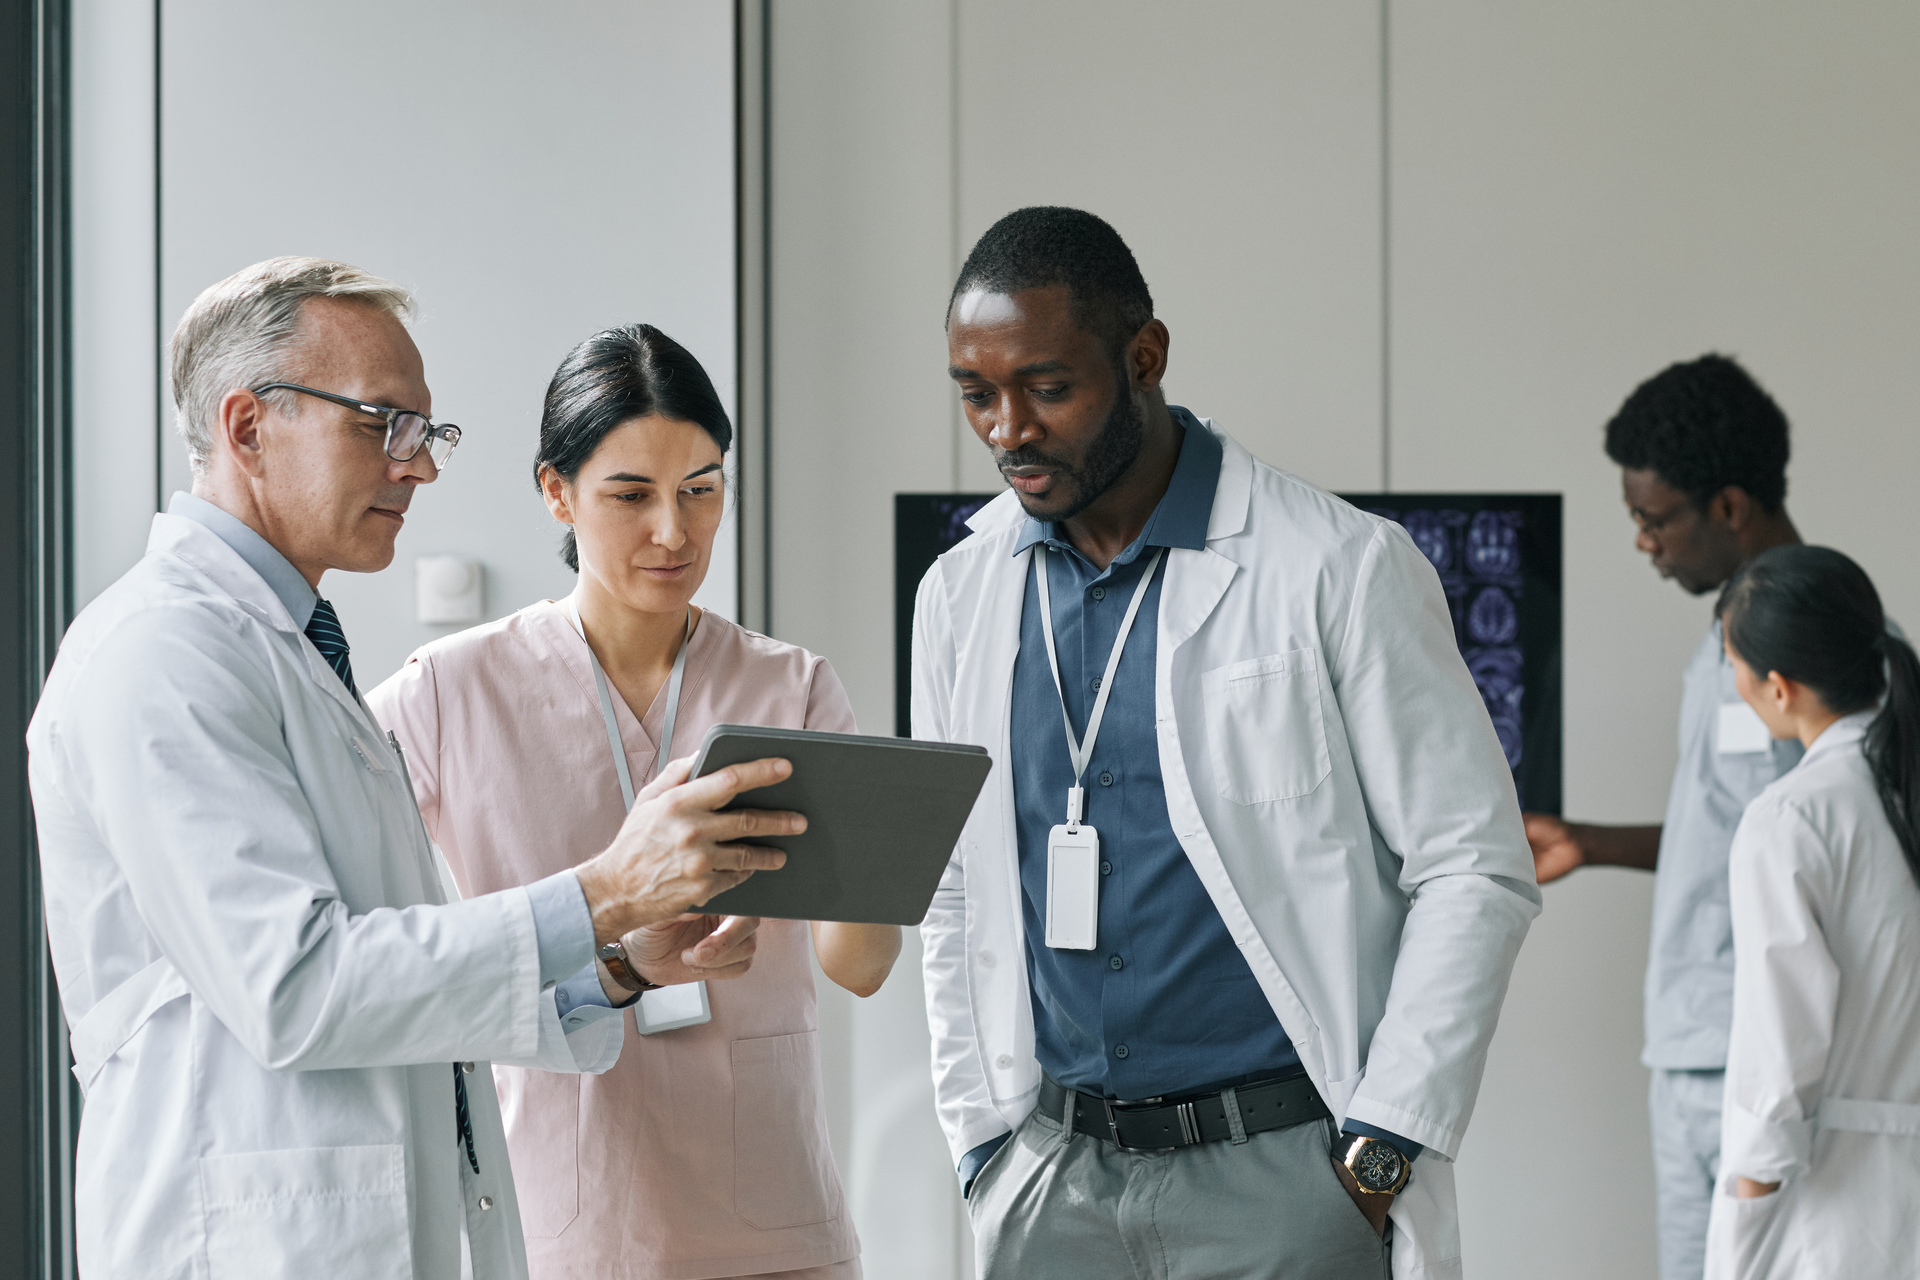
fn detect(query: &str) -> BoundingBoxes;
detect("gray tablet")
[689,724,992,925]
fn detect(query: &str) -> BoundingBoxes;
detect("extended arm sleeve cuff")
[526,869,598,989]
[958,1133,1011,1199]
[1341,1119,1424,1161]
[553,964,638,1029]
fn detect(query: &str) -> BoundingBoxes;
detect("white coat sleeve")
[47,603,547,1071]
[1720,798,1837,1184]
[914,562,1006,1163]
[1333,522,1543,1159]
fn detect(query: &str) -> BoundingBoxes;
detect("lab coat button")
[461,1062,475,1074]
[995,1054,1013,1070]
[478,1195,494,1211]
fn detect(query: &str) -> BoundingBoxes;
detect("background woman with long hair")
[370,324,898,1279]
[1704,544,1920,1279]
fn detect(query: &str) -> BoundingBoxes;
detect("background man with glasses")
[1522,354,1802,1280]
[27,257,801,1279]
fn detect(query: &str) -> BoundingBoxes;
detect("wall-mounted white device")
[416,556,484,625]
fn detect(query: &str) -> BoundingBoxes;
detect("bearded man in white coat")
[916,208,1541,1279]
[27,257,800,1280]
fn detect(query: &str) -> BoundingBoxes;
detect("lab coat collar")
[1800,708,1878,766]
[167,492,318,629]
[146,512,380,731]
[966,413,1252,545]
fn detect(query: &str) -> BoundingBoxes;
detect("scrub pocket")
[199,1144,409,1280]
[1203,650,1332,804]
[497,1067,580,1237]
[733,1031,842,1230]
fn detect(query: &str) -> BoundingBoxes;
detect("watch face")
[1350,1140,1404,1192]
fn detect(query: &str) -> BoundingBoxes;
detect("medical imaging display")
[895,490,1563,812]
[1338,493,1563,813]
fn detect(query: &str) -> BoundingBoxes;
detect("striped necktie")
[304,598,357,697]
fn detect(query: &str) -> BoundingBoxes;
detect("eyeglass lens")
[387,413,459,468]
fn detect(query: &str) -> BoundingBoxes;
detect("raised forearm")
[811,921,902,998]
[1571,823,1662,871]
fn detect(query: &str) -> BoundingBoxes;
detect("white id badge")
[1717,701,1773,756]
[1045,824,1101,950]
[634,979,711,1034]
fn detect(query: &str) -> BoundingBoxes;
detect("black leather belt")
[1039,1072,1330,1151]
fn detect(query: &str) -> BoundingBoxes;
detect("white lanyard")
[570,599,692,808]
[1034,544,1164,831]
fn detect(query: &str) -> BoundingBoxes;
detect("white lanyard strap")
[579,604,692,811]
[1035,544,1164,824]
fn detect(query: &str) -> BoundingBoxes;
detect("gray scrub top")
[1644,620,1801,1069]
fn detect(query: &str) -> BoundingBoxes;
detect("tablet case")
[689,724,992,925]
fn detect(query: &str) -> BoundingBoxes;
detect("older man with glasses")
[28,257,802,1280]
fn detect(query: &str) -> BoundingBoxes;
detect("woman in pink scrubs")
[368,324,899,1280]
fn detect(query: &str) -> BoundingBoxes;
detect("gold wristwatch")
[1333,1132,1413,1196]
[596,940,659,994]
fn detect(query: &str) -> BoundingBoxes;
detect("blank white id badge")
[1045,823,1101,950]
[634,979,711,1034]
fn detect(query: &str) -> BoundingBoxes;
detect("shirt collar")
[168,492,319,629]
[1012,405,1223,561]
[1800,707,1878,766]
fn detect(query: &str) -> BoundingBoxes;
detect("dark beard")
[998,368,1146,524]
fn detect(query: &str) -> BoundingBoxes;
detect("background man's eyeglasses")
[251,382,463,469]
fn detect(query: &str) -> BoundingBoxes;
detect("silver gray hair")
[168,256,415,475]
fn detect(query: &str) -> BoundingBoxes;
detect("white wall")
[767,4,1920,1279]
[78,0,738,685]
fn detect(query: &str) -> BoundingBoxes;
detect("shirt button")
[478,1195,494,1211]
[1090,677,1103,692]
[461,1062,475,1074]
[1113,1044,1130,1059]
[1108,955,1124,971]
[996,1054,1014,1070]
[1100,860,1112,875]
[1098,771,1114,787]
[1090,586,1107,601]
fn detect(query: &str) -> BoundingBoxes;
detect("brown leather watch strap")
[597,942,660,994]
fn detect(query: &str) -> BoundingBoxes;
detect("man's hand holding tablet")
[573,754,805,958]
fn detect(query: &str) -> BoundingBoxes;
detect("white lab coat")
[27,513,621,1280]
[913,421,1541,1280]
[1704,711,1920,1280]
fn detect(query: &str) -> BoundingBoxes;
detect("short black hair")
[1603,353,1790,512]
[949,207,1154,359]
[534,323,732,571]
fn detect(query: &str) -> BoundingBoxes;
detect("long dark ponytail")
[1717,544,1920,887]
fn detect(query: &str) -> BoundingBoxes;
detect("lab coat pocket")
[495,1066,579,1237]
[733,1031,842,1230]
[199,1144,409,1280]
[1203,650,1332,804]
[1705,1183,1789,1280]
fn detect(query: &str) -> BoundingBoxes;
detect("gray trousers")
[1648,1068,1725,1280]
[968,1103,1392,1280]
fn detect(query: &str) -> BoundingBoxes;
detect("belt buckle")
[1102,1098,1128,1150]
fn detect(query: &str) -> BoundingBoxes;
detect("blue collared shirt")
[168,492,611,1001]
[956,413,1414,1192]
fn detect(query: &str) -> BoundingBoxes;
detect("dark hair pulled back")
[534,323,732,571]
[1717,544,1920,887]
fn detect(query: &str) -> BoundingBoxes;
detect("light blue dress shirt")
[168,492,616,1002]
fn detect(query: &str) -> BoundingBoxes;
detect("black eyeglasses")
[251,382,463,469]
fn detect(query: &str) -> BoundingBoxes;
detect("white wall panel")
[1392,5,1920,1277]
[157,0,737,686]
[955,0,1383,494]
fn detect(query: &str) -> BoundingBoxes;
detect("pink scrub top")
[367,600,860,1280]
